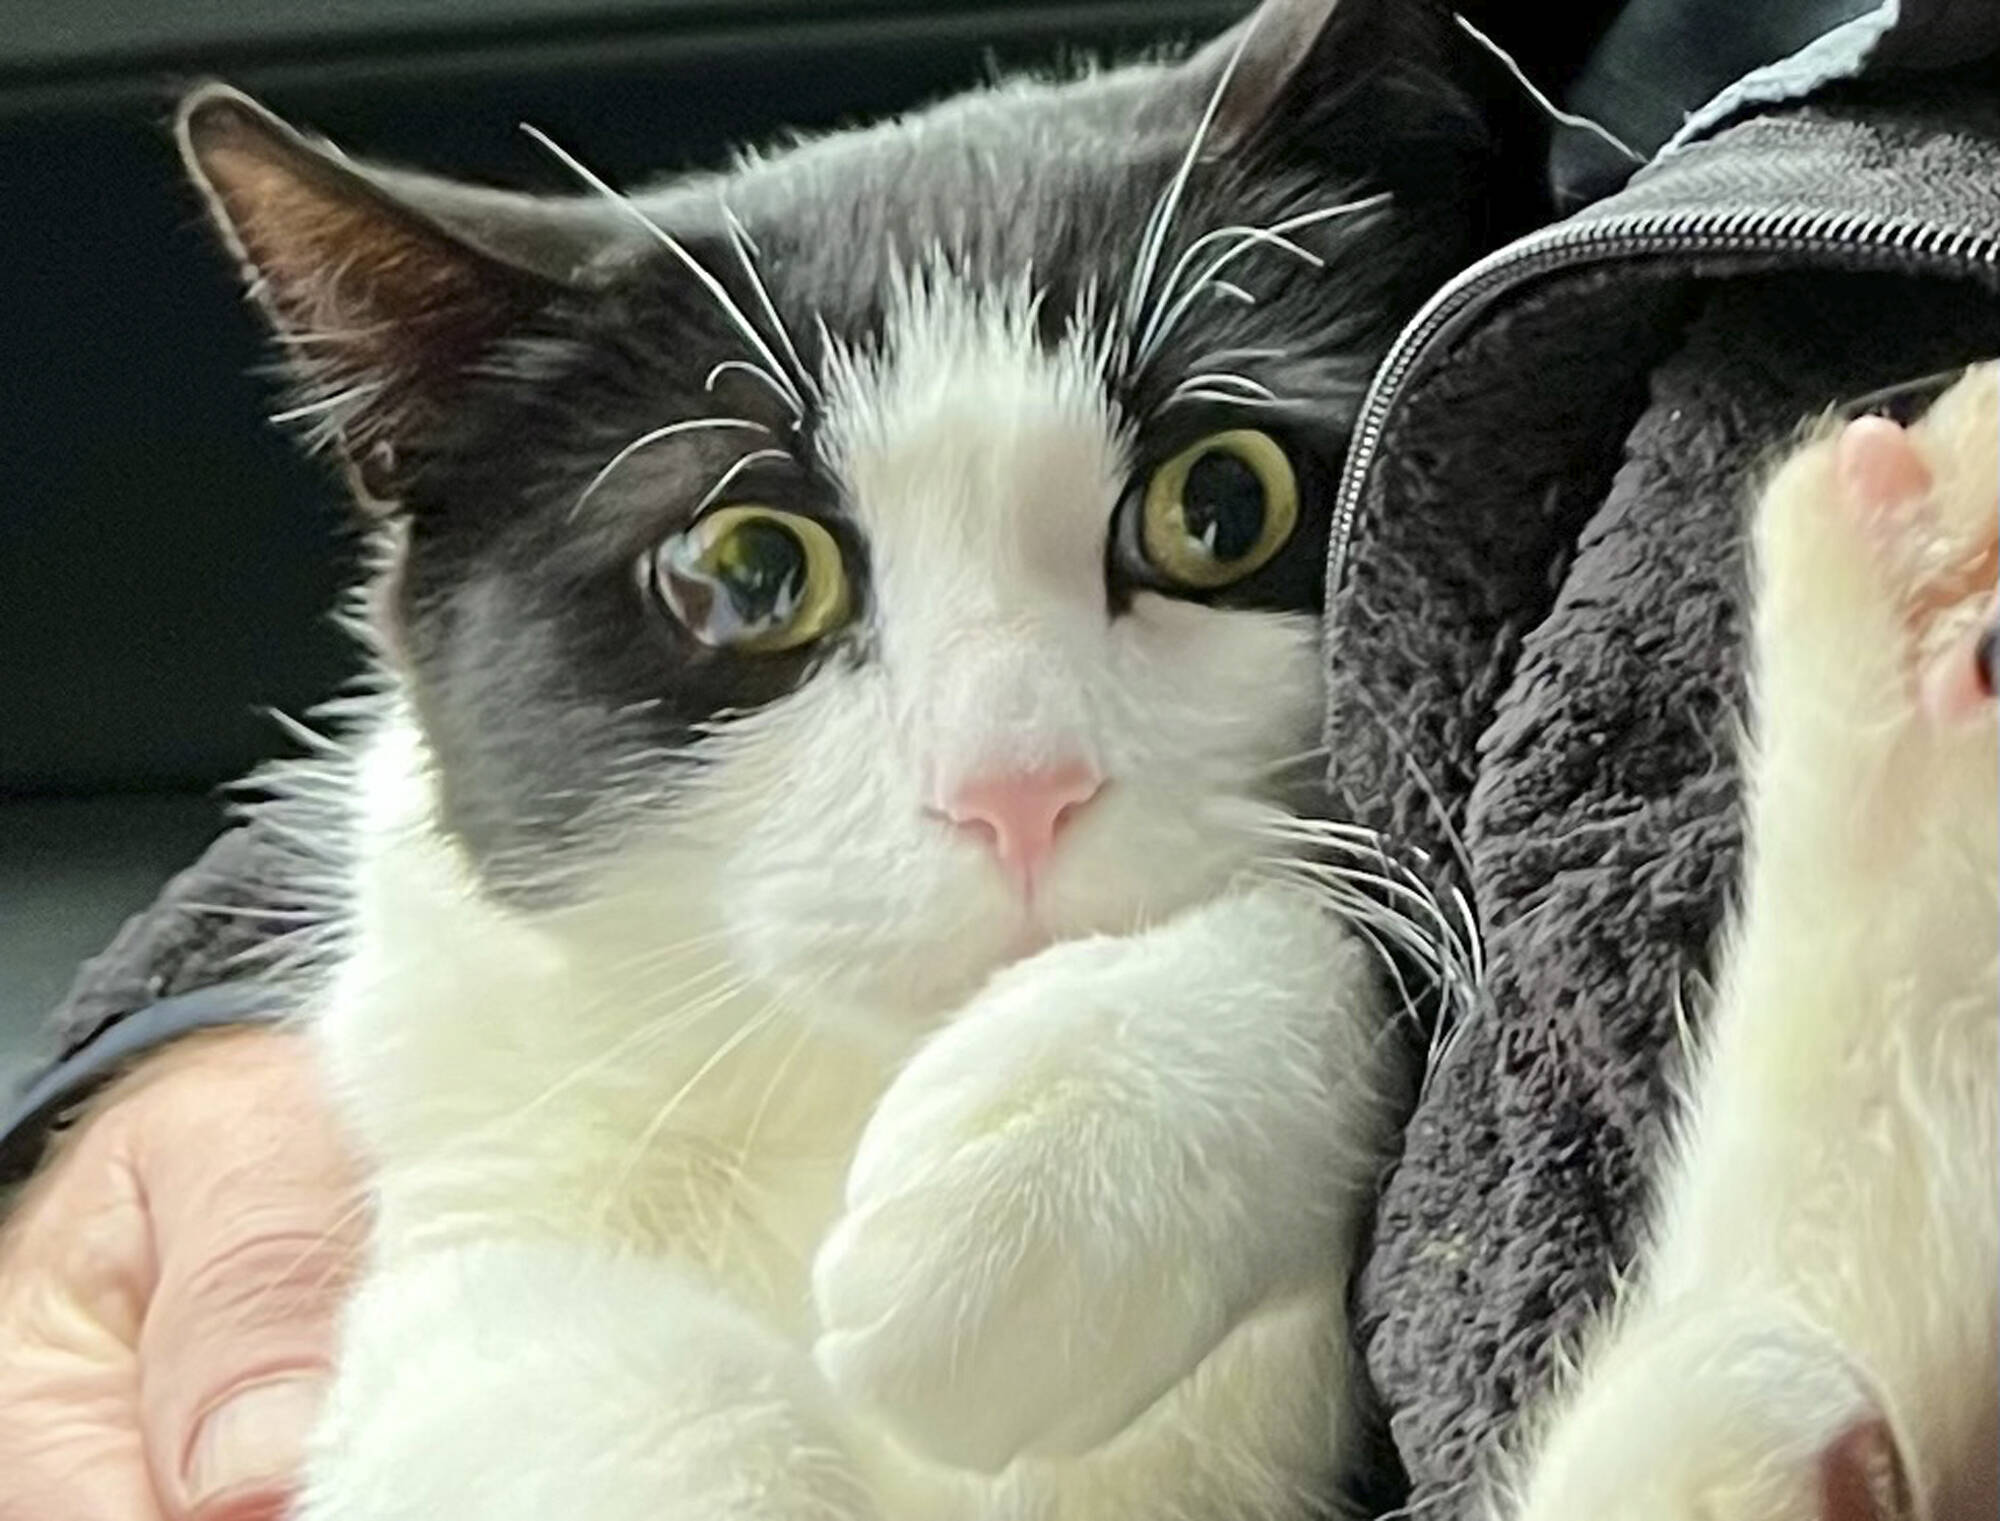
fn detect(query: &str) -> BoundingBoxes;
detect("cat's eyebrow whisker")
[718,202,821,408]
[572,416,772,520]
[1198,344,1286,365]
[1140,221,1321,360]
[518,123,807,422]
[705,359,803,417]
[1137,194,1393,370]
[1119,10,1263,357]
[1163,387,1288,413]
[693,447,795,517]
[1153,195,1382,314]
[1171,372,1278,401]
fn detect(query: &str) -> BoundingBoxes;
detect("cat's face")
[183,0,1495,1020]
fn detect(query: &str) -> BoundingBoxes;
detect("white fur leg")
[299,1241,877,1521]
[1505,366,1999,1521]
[812,882,1387,1481]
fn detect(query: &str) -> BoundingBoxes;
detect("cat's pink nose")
[941,760,1102,897]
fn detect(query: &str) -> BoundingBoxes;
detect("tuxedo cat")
[178,2,1504,1516]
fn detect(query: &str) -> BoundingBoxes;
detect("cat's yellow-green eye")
[652,506,850,653]
[1139,429,1299,589]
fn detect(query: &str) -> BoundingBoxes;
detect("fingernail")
[1976,622,1996,697]
[187,1375,324,1508]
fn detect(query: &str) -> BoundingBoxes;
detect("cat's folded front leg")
[297,1239,877,1521]
[810,882,1387,1474]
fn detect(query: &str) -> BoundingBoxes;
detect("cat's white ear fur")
[176,85,627,490]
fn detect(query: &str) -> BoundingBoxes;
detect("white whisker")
[719,201,821,406]
[572,416,771,519]
[705,358,803,415]
[1165,388,1287,411]
[519,124,806,421]
[1119,14,1262,358]
[1137,194,1393,368]
[1172,372,1278,400]
[692,448,794,516]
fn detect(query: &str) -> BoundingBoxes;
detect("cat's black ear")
[177,84,631,505]
[1189,0,1490,201]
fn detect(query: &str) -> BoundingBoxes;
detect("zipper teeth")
[1327,206,2000,610]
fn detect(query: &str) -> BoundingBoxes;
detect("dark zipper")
[1326,204,2000,630]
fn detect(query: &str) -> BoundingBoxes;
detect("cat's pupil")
[715,519,807,626]
[1183,451,1265,561]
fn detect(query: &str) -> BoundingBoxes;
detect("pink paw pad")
[1836,414,1933,516]
[1834,412,1997,725]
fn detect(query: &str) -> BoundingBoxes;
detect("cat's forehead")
[653,69,1199,325]
[816,263,1126,582]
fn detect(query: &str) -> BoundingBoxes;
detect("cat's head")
[182,0,1498,1020]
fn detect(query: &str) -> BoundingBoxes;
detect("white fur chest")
[315,718,904,1335]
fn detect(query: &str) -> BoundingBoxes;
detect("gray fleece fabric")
[1341,268,2000,1514]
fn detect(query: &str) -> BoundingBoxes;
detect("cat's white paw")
[1506,1309,1912,1521]
[1739,363,1998,994]
[811,933,1230,1472]
[812,891,1375,1475]
[1749,364,1997,820]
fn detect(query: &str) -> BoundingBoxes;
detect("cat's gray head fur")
[182,0,1506,1018]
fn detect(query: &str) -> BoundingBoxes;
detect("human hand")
[0,1027,362,1521]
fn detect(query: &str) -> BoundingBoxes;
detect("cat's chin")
[739,869,1236,1032]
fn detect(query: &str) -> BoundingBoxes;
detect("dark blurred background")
[0,0,1598,1053]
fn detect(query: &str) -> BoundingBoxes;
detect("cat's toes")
[1843,368,1998,662]
[1834,412,1934,533]
[1749,366,1998,794]
[812,1151,1155,1473]
[1841,367,1998,689]
[812,1170,1057,1473]
[812,943,1230,1473]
